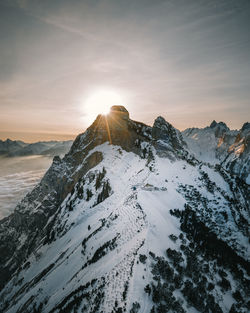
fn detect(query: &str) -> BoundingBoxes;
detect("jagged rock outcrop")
[152,116,186,151]
[209,120,230,138]
[241,122,250,132]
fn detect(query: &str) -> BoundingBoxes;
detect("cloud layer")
[0,155,52,218]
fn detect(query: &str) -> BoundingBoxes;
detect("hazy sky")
[0,0,249,142]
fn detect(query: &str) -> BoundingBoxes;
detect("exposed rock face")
[210,120,218,128]
[152,116,186,151]
[222,125,250,183]
[110,105,130,119]
[210,120,229,131]
[209,120,230,138]
[241,122,250,132]
[70,108,146,157]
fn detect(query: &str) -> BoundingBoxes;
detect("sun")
[84,90,123,120]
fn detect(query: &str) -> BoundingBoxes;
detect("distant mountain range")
[0,139,73,157]
[182,121,250,184]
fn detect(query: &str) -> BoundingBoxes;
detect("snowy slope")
[182,121,250,184]
[0,107,249,313]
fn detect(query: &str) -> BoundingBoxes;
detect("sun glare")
[84,90,123,122]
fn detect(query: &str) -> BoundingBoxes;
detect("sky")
[0,0,249,142]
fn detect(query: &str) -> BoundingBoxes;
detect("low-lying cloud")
[0,156,52,219]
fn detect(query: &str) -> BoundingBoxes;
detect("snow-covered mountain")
[0,106,249,313]
[0,139,73,157]
[182,121,250,184]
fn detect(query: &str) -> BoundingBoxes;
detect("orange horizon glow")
[0,131,76,143]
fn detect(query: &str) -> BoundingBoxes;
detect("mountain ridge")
[0,139,73,157]
[0,106,249,313]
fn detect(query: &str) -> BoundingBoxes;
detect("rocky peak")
[152,116,173,139]
[70,106,150,158]
[69,110,188,164]
[109,105,129,120]
[86,106,129,130]
[209,120,229,138]
[210,120,228,130]
[241,122,250,133]
[153,116,169,127]
[210,120,218,128]
[88,106,130,143]
[217,122,228,129]
[3,138,15,146]
[152,116,185,151]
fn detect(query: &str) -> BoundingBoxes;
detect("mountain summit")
[0,108,249,313]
